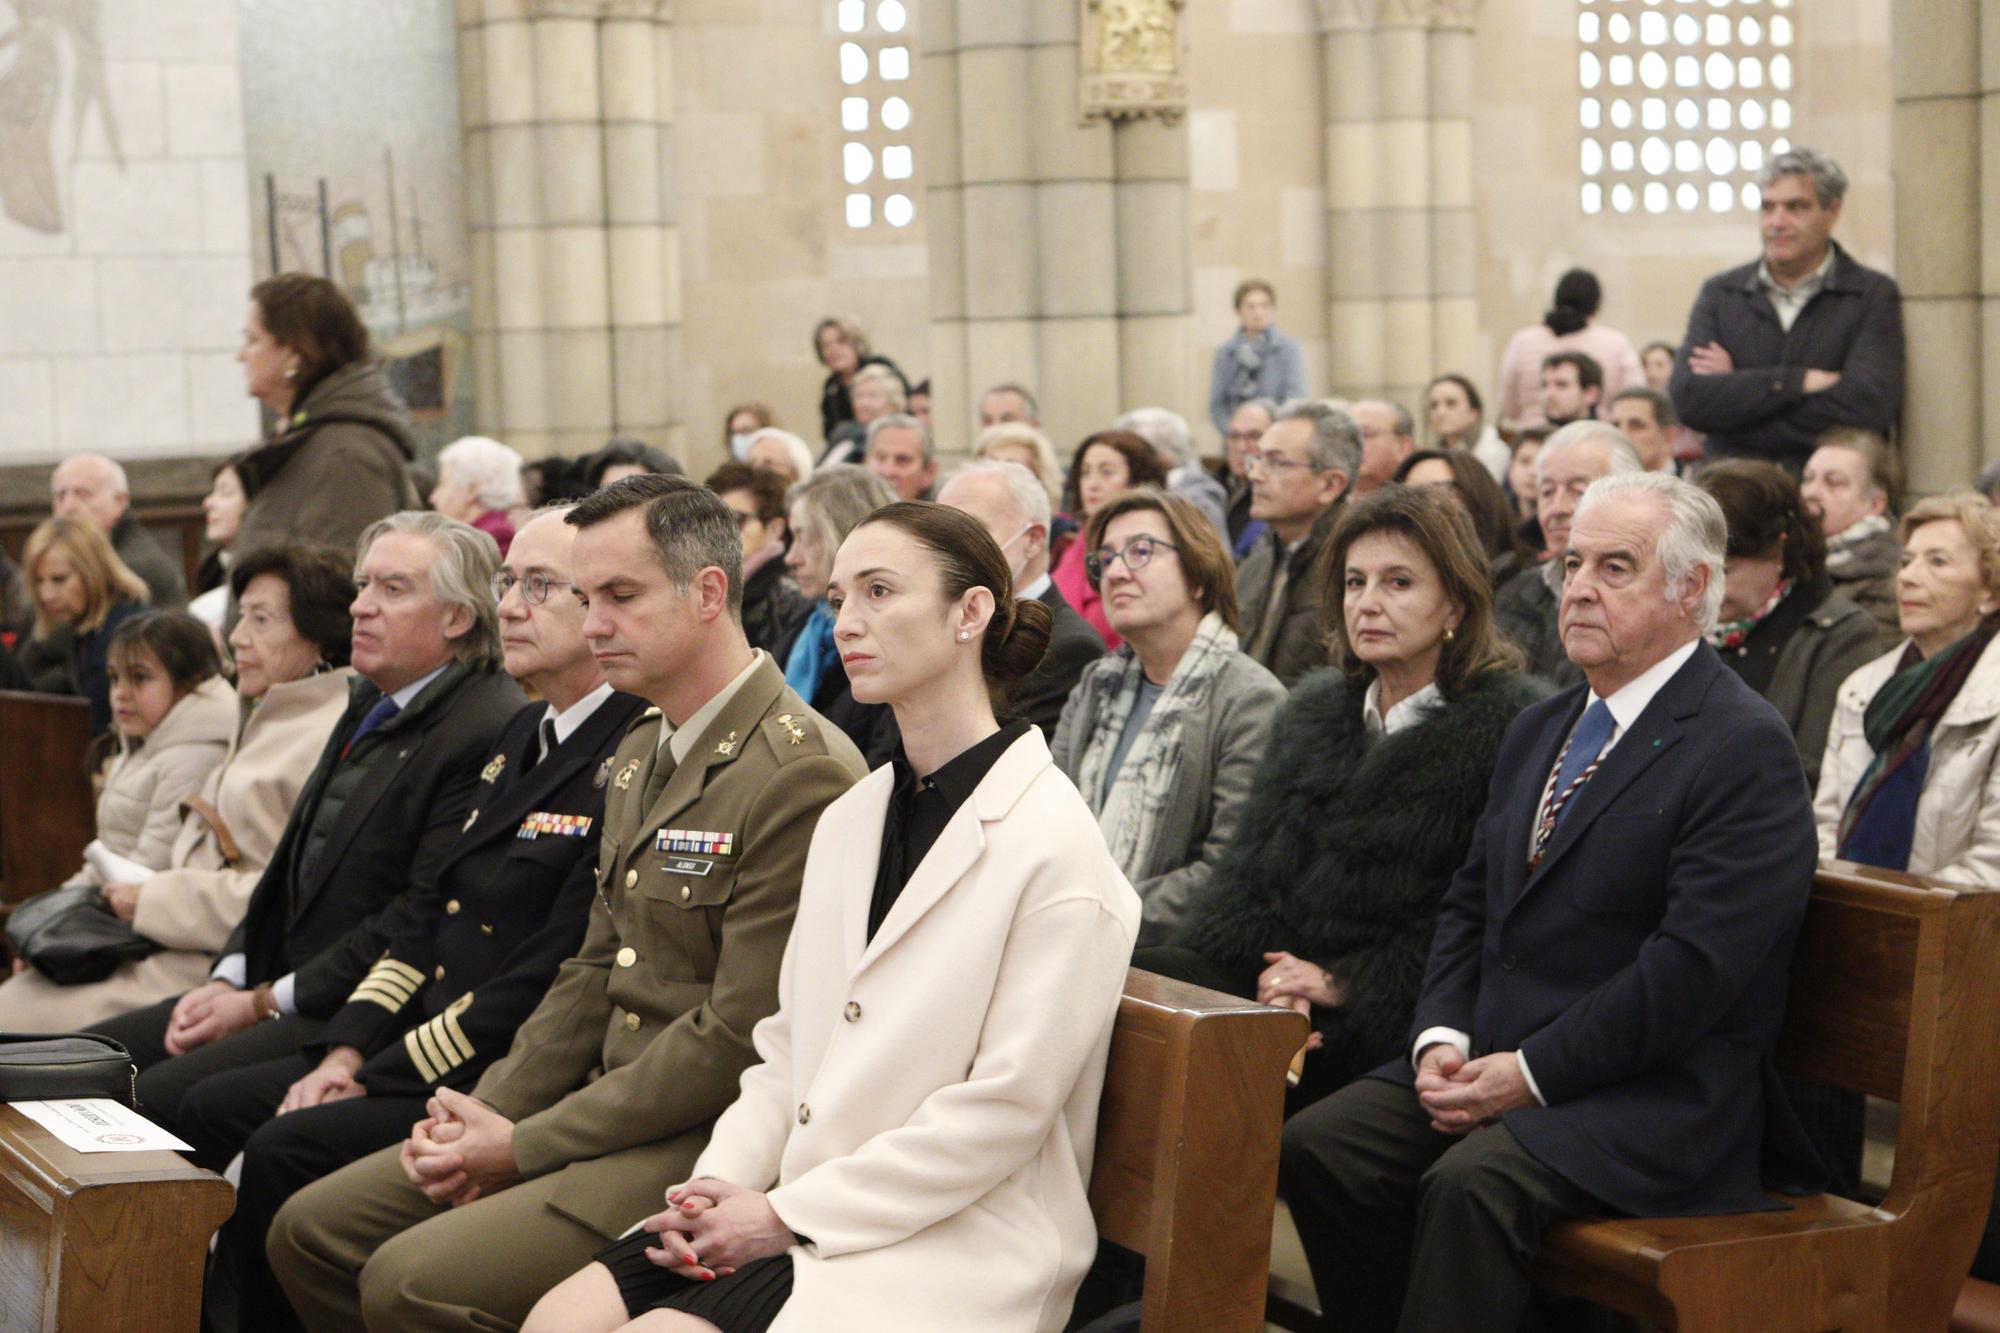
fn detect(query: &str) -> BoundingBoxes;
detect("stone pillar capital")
[1317,0,1482,33]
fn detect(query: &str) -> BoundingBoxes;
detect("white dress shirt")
[540,680,617,762]
[1362,679,1442,738]
[1412,639,1700,1106]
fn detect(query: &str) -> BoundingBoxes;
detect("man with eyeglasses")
[162,507,645,1329]
[1235,399,1362,687]
[937,460,1103,736]
[1220,398,1277,555]
[1347,400,1418,496]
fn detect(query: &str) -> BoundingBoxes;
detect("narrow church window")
[1577,0,1794,217]
[838,2,920,232]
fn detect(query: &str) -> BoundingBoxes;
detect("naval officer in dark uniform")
[269,474,867,1331]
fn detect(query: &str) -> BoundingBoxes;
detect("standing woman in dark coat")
[813,316,903,450]
[1142,486,1549,1107]
[232,274,418,558]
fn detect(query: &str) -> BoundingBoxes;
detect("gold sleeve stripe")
[439,993,476,1063]
[350,983,410,1013]
[346,958,426,1010]
[411,1022,452,1083]
[404,1028,441,1083]
[371,959,428,991]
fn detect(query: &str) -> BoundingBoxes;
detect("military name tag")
[519,812,594,840]
[655,828,733,856]
[663,856,714,876]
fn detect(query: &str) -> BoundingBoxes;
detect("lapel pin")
[614,758,641,791]
[716,730,738,757]
[481,754,506,783]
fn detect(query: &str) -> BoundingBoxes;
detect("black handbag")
[0,1033,137,1107]
[4,882,164,985]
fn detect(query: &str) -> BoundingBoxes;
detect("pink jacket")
[1495,320,1645,431]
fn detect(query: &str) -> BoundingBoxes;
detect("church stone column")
[1891,0,1984,491]
[1113,117,1193,416]
[1320,0,1481,410]
[458,0,677,460]
[922,0,1119,455]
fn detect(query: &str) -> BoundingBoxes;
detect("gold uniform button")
[434,965,446,981]
[624,869,638,889]
[479,923,493,936]
[843,1001,862,1023]
[625,1011,641,1031]
[797,1103,811,1125]
[616,946,637,967]
[679,885,691,902]
[445,899,461,915]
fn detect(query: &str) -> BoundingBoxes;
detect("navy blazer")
[1380,643,1822,1216]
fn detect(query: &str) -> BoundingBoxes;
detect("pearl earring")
[959,631,970,641]
[283,366,298,380]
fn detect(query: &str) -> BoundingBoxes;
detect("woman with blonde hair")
[1817,492,2000,885]
[19,516,150,733]
[975,422,1064,510]
[813,316,904,453]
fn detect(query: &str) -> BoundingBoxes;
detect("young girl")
[526,502,1142,1333]
[74,612,237,905]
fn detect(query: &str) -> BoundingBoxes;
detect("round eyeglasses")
[490,571,563,606]
[1086,534,1179,583]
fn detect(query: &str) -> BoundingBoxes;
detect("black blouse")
[868,721,1031,942]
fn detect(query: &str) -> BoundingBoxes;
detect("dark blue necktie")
[342,695,401,759]
[1551,700,1616,828]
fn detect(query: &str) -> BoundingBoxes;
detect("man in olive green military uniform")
[268,475,867,1331]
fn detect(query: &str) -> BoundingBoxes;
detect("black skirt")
[594,1229,794,1332]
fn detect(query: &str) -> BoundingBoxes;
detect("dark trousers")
[182,1055,428,1333]
[1280,1076,1601,1333]
[90,995,318,1133]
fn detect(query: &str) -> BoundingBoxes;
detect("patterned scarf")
[1838,615,2000,861]
[1826,513,1891,574]
[1705,577,1793,651]
[1072,611,1240,880]
[1228,330,1268,403]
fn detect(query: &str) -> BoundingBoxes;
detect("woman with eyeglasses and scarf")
[1050,489,1283,946]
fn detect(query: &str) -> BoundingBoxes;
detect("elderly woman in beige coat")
[527,502,1139,1333]
[1816,494,2000,886]
[0,549,355,1030]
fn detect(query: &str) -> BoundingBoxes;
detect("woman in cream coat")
[0,548,355,1029]
[528,503,1141,1333]
[1816,494,2000,887]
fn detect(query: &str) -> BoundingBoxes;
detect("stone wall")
[0,0,256,474]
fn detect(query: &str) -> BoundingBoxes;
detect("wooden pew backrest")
[1092,968,1307,1332]
[0,691,95,904]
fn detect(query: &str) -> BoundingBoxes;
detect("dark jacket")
[234,360,418,559]
[1005,581,1104,739]
[1172,668,1550,1089]
[1494,561,1583,689]
[224,661,525,1013]
[1718,578,1885,792]
[110,512,186,609]
[740,557,804,657]
[1234,503,1342,688]
[315,692,645,1097]
[0,547,29,642]
[1382,645,1823,1216]
[817,354,905,444]
[1669,243,1905,470]
[33,601,147,734]
[772,603,899,770]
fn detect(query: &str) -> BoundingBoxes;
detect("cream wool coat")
[0,668,353,1030]
[76,675,239,884]
[684,727,1141,1332]
[1815,635,2000,887]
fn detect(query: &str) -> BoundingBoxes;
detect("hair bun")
[983,597,1052,687]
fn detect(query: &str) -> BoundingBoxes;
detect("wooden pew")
[1089,968,1308,1331]
[1532,865,2000,1331]
[0,691,95,905]
[0,1104,233,1331]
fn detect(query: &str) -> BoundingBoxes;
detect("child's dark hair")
[107,610,224,691]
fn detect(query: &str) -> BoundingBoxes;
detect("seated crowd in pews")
[7,144,1993,1333]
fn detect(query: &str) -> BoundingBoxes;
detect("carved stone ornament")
[1079,0,1188,126]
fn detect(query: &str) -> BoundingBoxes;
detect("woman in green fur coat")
[1142,486,1551,1108]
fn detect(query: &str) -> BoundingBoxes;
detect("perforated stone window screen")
[836,0,918,232]
[1577,0,1796,217]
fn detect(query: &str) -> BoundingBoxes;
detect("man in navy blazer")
[1278,470,1820,1332]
